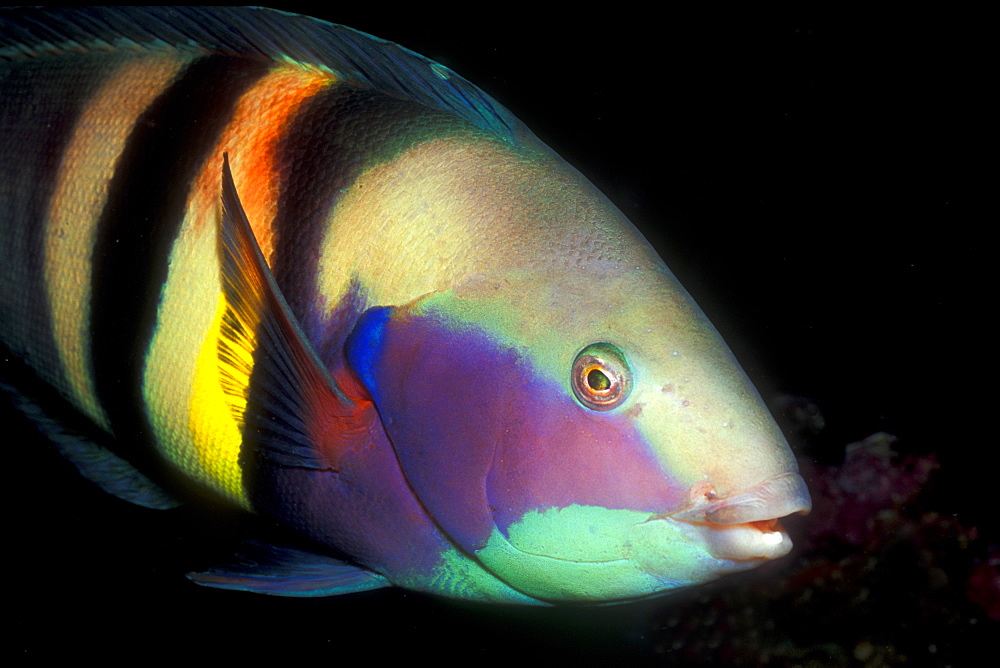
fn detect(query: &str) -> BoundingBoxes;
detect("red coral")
[966,549,1000,622]
[799,432,939,547]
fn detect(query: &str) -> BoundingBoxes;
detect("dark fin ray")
[1,380,180,510]
[187,540,389,597]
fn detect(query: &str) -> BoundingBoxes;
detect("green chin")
[473,505,743,603]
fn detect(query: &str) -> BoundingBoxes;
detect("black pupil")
[587,368,611,392]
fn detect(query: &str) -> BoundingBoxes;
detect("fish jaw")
[473,484,809,604]
[474,465,810,604]
[474,505,707,602]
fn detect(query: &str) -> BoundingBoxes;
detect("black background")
[11,7,988,662]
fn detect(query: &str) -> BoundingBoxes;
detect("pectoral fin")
[188,541,389,597]
[217,154,370,471]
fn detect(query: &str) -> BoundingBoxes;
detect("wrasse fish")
[0,7,810,604]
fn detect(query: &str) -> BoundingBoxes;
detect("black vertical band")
[90,55,270,472]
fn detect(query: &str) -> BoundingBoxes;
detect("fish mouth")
[666,471,812,561]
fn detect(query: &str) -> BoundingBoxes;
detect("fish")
[0,6,811,604]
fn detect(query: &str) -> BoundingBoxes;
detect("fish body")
[0,7,810,604]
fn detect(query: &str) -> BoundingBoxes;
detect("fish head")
[346,262,810,604]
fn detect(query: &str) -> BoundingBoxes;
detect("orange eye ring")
[571,343,631,411]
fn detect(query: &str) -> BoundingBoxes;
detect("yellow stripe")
[188,293,251,503]
[44,54,190,430]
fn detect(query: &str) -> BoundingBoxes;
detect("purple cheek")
[486,388,688,536]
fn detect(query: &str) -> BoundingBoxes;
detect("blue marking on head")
[346,305,393,397]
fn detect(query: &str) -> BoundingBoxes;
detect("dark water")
[12,8,990,663]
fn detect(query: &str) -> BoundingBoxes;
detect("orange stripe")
[189,64,336,261]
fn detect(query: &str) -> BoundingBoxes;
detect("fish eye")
[571,343,631,411]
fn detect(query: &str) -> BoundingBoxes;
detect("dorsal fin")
[0,7,520,142]
[217,154,372,471]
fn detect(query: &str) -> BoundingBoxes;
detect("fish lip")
[650,471,811,562]
[668,471,812,525]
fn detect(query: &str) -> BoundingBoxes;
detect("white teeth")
[761,531,784,546]
[702,523,791,560]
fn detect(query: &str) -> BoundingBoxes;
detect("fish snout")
[666,472,812,561]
